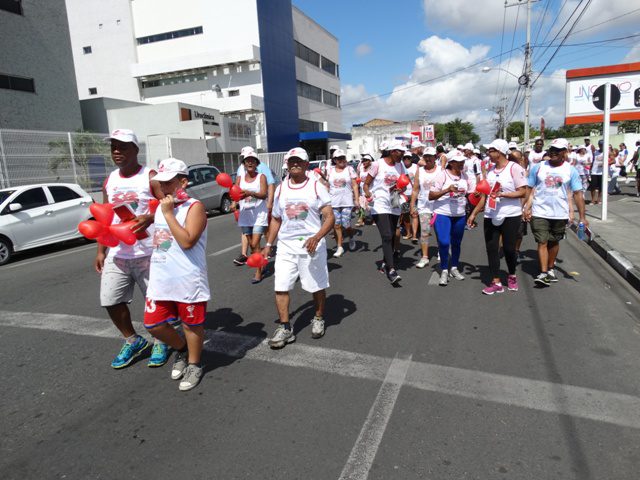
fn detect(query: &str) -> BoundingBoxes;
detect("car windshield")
[0,190,16,204]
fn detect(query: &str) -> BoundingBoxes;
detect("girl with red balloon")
[429,150,477,286]
[232,151,269,283]
[142,158,210,391]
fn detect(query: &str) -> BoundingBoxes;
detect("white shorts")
[274,248,329,293]
[100,256,150,307]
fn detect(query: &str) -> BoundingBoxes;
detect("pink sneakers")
[482,282,505,295]
[507,275,519,291]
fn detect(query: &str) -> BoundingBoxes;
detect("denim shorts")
[241,225,267,235]
[333,207,352,228]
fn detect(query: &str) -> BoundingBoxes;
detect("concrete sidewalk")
[576,177,640,292]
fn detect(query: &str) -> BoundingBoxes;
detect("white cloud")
[623,44,640,63]
[340,36,568,142]
[355,43,372,57]
[422,0,525,35]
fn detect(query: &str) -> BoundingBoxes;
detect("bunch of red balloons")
[246,253,268,268]
[78,200,158,247]
[216,173,244,202]
[396,174,410,189]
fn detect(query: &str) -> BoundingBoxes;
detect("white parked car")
[0,183,93,265]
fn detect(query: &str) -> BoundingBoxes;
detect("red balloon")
[233,210,239,222]
[313,168,322,175]
[229,185,244,202]
[247,253,267,268]
[96,232,119,248]
[467,193,481,206]
[216,173,233,188]
[90,202,115,226]
[476,179,491,195]
[109,222,137,246]
[78,220,105,240]
[148,198,159,214]
[396,174,410,189]
[356,177,362,184]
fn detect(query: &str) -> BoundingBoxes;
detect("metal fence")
[0,129,146,192]
[209,151,287,180]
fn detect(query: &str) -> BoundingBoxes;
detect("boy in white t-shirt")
[262,148,335,349]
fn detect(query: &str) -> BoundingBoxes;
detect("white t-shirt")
[327,165,356,208]
[148,198,210,303]
[591,151,604,175]
[104,166,155,259]
[404,163,418,197]
[272,177,331,255]
[358,164,372,195]
[573,153,590,176]
[238,173,268,227]
[463,156,481,178]
[484,162,527,220]
[368,158,406,215]
[416,165,441,213]
[528,161,583,220]
[431,169,476,217]
[528,150,546,164]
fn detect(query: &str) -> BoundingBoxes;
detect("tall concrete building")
[65,0,349,154]
[0,0,82,131]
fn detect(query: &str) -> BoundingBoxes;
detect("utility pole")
[421,110,428,144]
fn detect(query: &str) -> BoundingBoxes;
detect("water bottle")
[577,222,586,241]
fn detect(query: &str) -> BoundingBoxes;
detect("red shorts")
[143,299,207,328]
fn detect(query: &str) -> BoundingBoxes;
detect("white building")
[1,0,82,131]
[349,119,426,159]
[65,0,349,156]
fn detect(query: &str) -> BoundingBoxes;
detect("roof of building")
[363,119,398,127]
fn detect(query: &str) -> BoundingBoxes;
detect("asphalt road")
[1,210,639,480]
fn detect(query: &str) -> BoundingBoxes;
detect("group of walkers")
[95,127,595,391]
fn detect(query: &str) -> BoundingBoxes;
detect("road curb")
[570,224,640,293]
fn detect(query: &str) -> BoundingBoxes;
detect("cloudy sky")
[293,0,640,141]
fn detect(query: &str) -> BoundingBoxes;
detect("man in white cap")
[462,143,482,182]
[233,146,276,265]
[411,140,425,164]
[262,147,335,348]
[523,138,588,286]
[96,129,168,369]
[528,138,546,164]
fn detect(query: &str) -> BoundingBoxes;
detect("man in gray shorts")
[95,129,165,369]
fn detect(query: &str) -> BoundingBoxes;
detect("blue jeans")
[434,214,466,270]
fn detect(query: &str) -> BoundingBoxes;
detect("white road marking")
[428,271,441,286]
[207,243,242,257]
[0,244,96,270]
[2,310,640,430]
[339,354,412,480]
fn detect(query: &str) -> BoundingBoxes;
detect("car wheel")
[0,236,13,266]
[219,194,232,214]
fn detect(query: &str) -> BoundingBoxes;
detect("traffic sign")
[592,84,621,111]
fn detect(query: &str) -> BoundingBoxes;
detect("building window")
[0,74,35,93]
[83,46,92,54]
[223,67,230,75]
[323,90,339,107]
[249,63,260,71]
[299,119,323,133]
[98,23,102,29]
[296,80,322,103]
[321,57,338,76]
[137,26,203,45]
[141,72,208,89]
[229,122,252,140]
[88,87,97,95]
[0,0,23,15]
[116,19,121,25]
[236,65,242,73]
[228,89,239,97]
[294,41,320,67]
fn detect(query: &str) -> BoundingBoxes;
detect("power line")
[493,5,508,102]
[533,0,586,65]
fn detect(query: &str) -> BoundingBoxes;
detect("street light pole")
[523,0,532,150]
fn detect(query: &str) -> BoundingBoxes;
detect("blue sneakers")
[111,336,149,369]
[147,342,171,368]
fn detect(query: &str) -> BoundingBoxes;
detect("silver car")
[0,183,93,265]
[186,164,233,214]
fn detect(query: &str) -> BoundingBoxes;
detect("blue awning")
[299,131,352,141]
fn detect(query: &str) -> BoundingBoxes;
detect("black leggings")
[484,216,521,278]
[372,213,399,270]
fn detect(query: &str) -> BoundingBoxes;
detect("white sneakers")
[416,257,429,269]
[311,316,325,338]
[439,270,449,286]
[449,267,465,281]
[334,246,345,258]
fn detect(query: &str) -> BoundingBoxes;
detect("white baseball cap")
[456,144,464,150]
[482,139,510,155]
[463,142,474,151]
[549,138,569,150]
[403,150,413,158]
[446,151,466,164]
[473,148,480,154]
[508,141,520,150]
[107,128,139,147]
[361,153,374,161]
[379,141,389,151]
[329,144,340,151]
[284,147,309,162]
[154,157,188,182]
[411,140,425,149]
[240,146,259,160]
[332,148,346,158]
[423,147,437,156]
[386,140,407,152]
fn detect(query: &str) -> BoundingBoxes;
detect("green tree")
[48,131,112,191]
[434,118,480,146]
[617,120,640,134]
[505,121,540,142]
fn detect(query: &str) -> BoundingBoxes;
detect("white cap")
[361,153,374,161]
[240,146,258,160]
[577,144,587,151]
[473,148,480,154]
[107,128,139,147]
[284,147,309,162]
[446,151,466,164]
[403,150,413,158]
[549,138,569,150]
[423,147,437,156]
[386,140,407,152]
[482,139,510,155]
[411,140,425,149]
[332,148,346,158]
[329,144,340,151]
[463,142,474,151]
[508,141,519,150]
[154,157,188,182]
[456,144,464,150]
